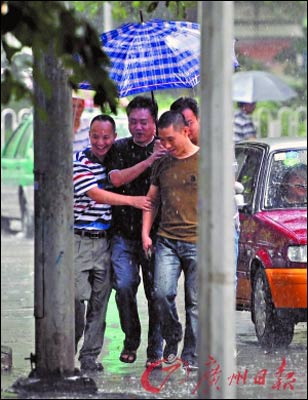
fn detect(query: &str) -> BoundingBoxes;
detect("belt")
[74,229,109,239]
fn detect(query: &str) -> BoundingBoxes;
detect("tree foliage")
[72,1,193,25]
[1,1,119,113]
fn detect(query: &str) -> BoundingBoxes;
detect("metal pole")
[198,2,236,399]
[33,45,75,376]
[103,2,112,32]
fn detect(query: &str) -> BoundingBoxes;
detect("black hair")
[126,95,158,122]
[157,110,187,131]
[90,114,116,132]
[170,97,199,118]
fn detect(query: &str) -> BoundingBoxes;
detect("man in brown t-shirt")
[142,110,199,370]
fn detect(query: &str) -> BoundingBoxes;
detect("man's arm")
[142,184,160,254]
[87,187,152,211]
[109,148,166,187]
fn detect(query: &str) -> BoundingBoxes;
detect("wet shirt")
[73,148,112,230]
[151,151,199,243]
[108,137,158,240]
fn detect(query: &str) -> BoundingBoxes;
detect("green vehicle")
[1,114,34,237]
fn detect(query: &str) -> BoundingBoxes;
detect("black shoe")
[163,342,178,364]
[80,359,104,372]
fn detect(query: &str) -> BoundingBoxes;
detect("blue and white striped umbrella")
[79,19,239,98]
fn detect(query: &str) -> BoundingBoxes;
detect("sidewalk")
[1,233,307,399]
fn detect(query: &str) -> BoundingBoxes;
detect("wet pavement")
[1,231,307,399]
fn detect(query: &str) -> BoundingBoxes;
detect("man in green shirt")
[142,110,199,370]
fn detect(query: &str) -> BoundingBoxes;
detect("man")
[72,97,91,153]
[73,114,152,372]
[233,102,257,142]
[172,96,240,286]
[108,96,165,367]
[142,110,199,370]
[170,97,200,145]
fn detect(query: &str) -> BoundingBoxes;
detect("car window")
[236,147,263,207]
[265,149,307,209]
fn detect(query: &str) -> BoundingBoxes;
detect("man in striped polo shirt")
[73,114,152,372]
[233,102,257,142]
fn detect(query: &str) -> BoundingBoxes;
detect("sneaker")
[163,342,178,364]
[80,359,104,372]
[182,359,199,371]
[145,358,163,370]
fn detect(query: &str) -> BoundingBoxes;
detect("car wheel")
[252,269,294,349]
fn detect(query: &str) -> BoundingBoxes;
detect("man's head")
[237,102,256,115]
[170,97,200,145]
[72,97,85,120]
[72,97,85,131]
[89,115,117,161]
[157,110,191,158]
[126,96,158,146]
[281,164,307,204]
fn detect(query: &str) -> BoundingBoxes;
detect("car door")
[235,145,264,308]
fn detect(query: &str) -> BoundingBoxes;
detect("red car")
[235,137,307,348]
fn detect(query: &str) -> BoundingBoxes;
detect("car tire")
[252,269,294,349]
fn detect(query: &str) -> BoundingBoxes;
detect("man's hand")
[142,235,153,257]
[146,140,167,167]
[131,196,153,211]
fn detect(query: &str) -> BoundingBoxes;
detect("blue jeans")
[154,236,198,364]
[111,234,163,360]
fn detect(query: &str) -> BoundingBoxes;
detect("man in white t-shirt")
[72,97,91,153]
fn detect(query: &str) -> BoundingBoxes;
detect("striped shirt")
[233,110,256,142]
[73,148,112,231]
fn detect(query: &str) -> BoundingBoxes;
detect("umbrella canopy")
[79,19,239,98]
[232,71,297,103]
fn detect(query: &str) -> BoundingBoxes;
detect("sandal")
[119,349,137,363]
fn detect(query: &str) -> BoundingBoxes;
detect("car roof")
[236,136,307,152]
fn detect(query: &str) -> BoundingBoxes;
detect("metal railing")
[253,106,307,138]
[1,107,32,148]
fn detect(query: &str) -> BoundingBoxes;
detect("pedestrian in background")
[108,96,165,368]
[233,101,257,142]
[72,97,91,153]
[73,114,152,372]
[142,110,199,370]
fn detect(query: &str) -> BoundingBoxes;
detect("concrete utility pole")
[103,2,113,32]
[33,46,75,376]
[198,2,236,399]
